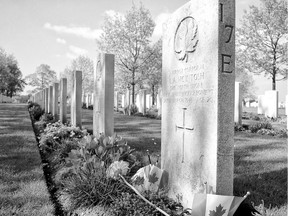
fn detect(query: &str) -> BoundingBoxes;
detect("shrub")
[124,104,138,115]
[88,105,93,110]
[109,191,185,216]
[82,103,87,109]
[249,122,272,133]
[28,102,44,121]
[39,122,87,153]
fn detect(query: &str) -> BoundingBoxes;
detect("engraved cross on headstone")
[176,108,194,163]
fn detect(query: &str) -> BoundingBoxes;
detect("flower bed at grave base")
[28,101,258,216]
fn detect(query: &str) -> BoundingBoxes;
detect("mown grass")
[81,108,287,215]
[0,104,54,216]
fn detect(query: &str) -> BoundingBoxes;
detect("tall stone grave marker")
[60,78,67,124]
[139,89,147,114]
[53,82,59,120]
[234,82,242,125]
[93,53,114,136]
[71,71,82,128]
[285,95,288,116]
[257,95,264,115]
[48,86,53,113]
[157,88,162,116]
[125,89,131,107]
[264,90,278,118]
[162,0,235,207]
[44,87,49,112]
[114,91,119,111]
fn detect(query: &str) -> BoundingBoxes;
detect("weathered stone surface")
[161,0,235,207]
[48,86,53,113]
[93,53,114,136]
[234,82,242,125]
[60,78,67,124]
[71,71,82,128]
[53,83,59,120]
[139,89,147,114]
[264,90,278,118]
[44,88,49,112]
[257,95,265,115]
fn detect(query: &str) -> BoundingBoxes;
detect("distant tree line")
[0,47,26,97]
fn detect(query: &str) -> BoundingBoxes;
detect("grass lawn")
[0,104,54,216]
[81,108,287,215]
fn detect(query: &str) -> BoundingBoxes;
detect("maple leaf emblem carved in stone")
[174,16,199,62]
[209,204,226,216]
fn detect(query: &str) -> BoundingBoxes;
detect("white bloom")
[106,161,129,179]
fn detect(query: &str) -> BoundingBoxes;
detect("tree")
[0,47,25,96]
[61,55,94,95]
[236,0,288,90]
[25,64,57,93]
[97,3,155,104]
[142,39,162,105]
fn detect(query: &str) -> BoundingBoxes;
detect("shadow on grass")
[234,132,287,208]
[0,104,53,215]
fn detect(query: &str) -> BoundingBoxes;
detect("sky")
[0,0,286,101]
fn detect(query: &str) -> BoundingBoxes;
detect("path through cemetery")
[0,103,53,215]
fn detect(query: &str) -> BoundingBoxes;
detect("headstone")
[285,95,288,116]
[44,88,49,112]
[257,95,265,115]
[234,82,242,125]
[114,91,119,111]
[93,53,114,136]
[48,85,53,113]
[82,94,87,108]
[71,71,82,127]
[60,78,67,124]
[125,89,131,107]
[157,88,162,116]
[86,94,90,108]
[121,94,125,107]
[139,89,147,114]
[136,93,140,109]
[161,0,235,207]
[264,90,278,118]
[146,94,151,108]
[53,83,59,120]
[91,93,94,105]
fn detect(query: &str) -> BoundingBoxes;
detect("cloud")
[56,38,66,44]
[66,45,88,59]
[151,12,171,43]
[44,22,103,40]
[104,10,124,19]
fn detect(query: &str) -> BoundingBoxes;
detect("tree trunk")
[272,72,276,90]
[132,83,135,104]
[131,69,135,104]
[152,85,155,105]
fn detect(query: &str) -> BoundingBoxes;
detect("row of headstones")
[0,94,13,103]
[258,91,288,117]
[234,83,288,126]
[32,53,115,137]
[113,90,162,114]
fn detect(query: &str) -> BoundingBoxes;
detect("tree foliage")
[0,47,25,97]
[236,0,288,90]
[97,3,155,103]
[61,55,94,95]
[25,64,57,93]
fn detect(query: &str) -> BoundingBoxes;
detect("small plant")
[39,122,87,153]
[109,191,185,216]
[28,102,44,121]
[249,122,273,133]
[124,104,138,115]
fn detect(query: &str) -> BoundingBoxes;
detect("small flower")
[106,161,129,179]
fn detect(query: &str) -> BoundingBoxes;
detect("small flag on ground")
[191,194,246,216]
[131,164,168,193]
